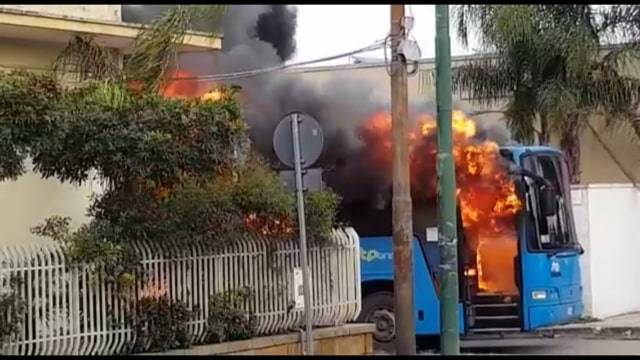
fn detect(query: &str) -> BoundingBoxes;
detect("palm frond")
[123,6,198,90]
[123,5,225,90]
[504,90,538,143]
[601,43,640,72]
[537,81,580,134]
[599,5,640,42]
[453,5,479,49]
[453,5,499,50]
[568,66,640,144]
[556,27,599,80]
[452,59,517,107]
[419,55,512,103]
[490,5,538,48]
[53,5,226,92]
[581,67,640,111]
[53,36,121,83]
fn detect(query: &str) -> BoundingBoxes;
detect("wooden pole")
[390,4,416,355]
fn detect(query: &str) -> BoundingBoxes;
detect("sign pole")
[291,113,314,355]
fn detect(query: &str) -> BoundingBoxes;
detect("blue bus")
[356,145,584,348]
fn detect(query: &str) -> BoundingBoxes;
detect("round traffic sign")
[273,112,324,169]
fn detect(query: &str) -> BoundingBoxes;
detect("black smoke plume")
[121,5,510,236]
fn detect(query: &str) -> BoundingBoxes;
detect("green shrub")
[129,295,195,353]
[0,275,26,350]
[31,81,247,186]
[0,71,60,180]
[205,287,257,344]
[305,189,341,242]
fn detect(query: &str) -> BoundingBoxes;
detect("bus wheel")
[358,291,395,352]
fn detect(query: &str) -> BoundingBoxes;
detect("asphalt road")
[422,338,640,355]
[371,337,640,355]
[472,338,640,355]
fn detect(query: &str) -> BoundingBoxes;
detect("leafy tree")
[422,5,640,183]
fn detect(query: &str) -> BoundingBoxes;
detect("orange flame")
[139,278,167,299]
[244,212,295,237]
[159,69,223,103]
[161,70,200,99]
[359,110,522,294]
[201,89,223,102]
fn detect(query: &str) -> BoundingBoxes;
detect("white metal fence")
[0,228,361,355]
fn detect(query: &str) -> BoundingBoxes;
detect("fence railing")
[0,228,361,355]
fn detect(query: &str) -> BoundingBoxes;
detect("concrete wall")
[0,37,66,72]
[0,163,103,247]
[156,324,375,356]
[571,184,640,319]
[0,5,121,22]
[0,37,96,246]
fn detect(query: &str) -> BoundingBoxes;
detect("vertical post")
[71,266,80,355]
[291,114,314,355]
[435,4,460,355]
[390,4,416,356]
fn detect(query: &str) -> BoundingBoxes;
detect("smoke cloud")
[121,5,512,236]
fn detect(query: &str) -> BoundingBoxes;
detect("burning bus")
[349,109,584,347]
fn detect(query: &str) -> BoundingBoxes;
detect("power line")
[169,40,387,82]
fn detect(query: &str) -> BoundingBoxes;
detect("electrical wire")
[169,40,387,82]
[383,35,393,76]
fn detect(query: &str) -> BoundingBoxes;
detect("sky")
[291,5,475,66]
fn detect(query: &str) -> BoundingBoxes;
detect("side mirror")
[539,186,558,217]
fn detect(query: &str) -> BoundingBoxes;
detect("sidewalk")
[538,313,640,339]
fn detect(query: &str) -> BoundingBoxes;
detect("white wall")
[0,161,102,247]
[571,184,640,319]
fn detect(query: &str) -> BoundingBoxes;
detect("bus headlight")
[532,290,547,300]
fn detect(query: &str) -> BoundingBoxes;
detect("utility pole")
[435,4,460,355]
[390,4,416,356]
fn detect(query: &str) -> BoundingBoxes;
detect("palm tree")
[54,5,225,92]
[421,5,640,183]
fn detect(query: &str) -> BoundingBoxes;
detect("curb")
[536,326,640,340]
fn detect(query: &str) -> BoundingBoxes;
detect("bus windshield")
[521,154,580,252]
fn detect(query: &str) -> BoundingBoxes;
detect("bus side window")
[522,156,544,250]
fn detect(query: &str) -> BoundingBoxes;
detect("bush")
[205,287,257,344]
[30,81,247,186]
[305,189,341,242]
[31,216,139,285]
[0,71,60,180]
[0,275,26,350]
[129,295,195,353]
